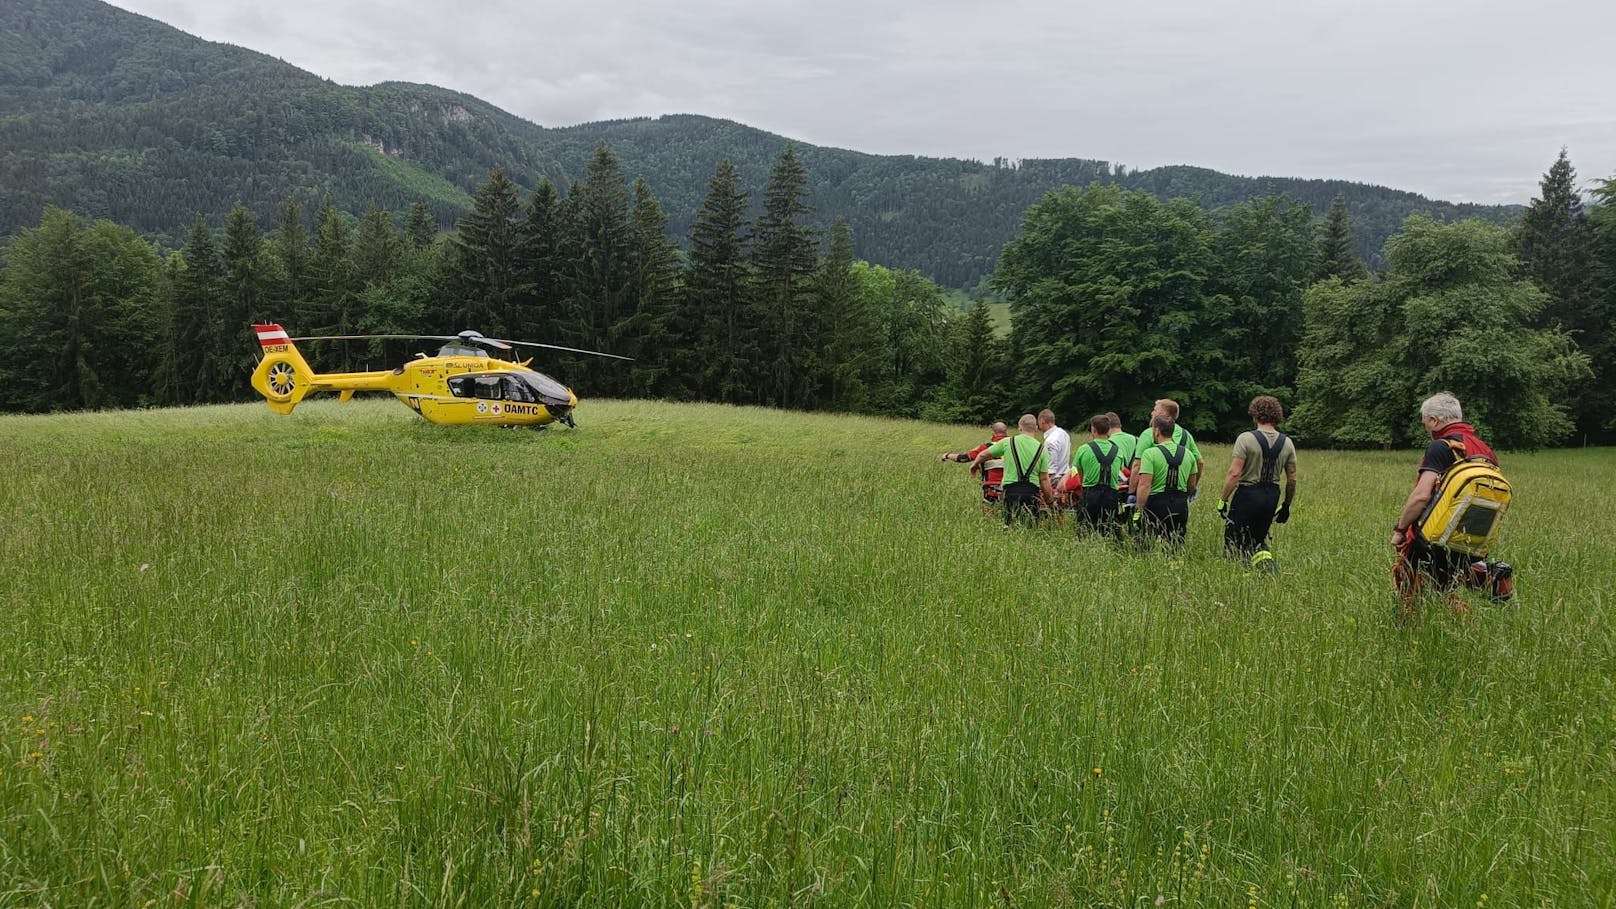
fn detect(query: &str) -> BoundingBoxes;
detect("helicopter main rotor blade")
[286,334,461,343]
[489,338,635,361]
[281,331,620,359]
[287,332,515,350]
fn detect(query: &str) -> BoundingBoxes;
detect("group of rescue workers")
[940,391,1514,619]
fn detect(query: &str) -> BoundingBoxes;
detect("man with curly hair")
[1218,395,1298,567]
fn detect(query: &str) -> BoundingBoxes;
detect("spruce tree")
[306,202,360,369]
[1580,177,1616,439]
[174,215,223,401]
[750,145,820,408]
[514,179,563,342]
[272,200,309,322]
[1313,193,1368,282]
[625,178,682,396]
[81,219,161,409]
[570,144,633,393]
[1517,149,1589,312]
[450,166,525,336]
[404,200,437,250]
[151,253,187,406]
[684,160,753,403]
[0,208,101,410]
[939,299,1005,423]
[1517,150,1600,435]
[50,212,102,410]
[549,183,588,372]
[209,203,268,400]
[355,206,401,288]
[811,217,875,410]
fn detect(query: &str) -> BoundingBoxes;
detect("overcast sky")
[111,0,1615,204]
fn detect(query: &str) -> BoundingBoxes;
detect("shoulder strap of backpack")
[1441,435,1470,471]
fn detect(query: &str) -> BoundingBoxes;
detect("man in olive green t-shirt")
[1134,414,1200,547]
[1218,395,1298,561]
[972,413,1053,525]
[1129,398,1200,497]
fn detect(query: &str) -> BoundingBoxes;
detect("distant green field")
[2,400,1612,907]
[944,291,1013,336]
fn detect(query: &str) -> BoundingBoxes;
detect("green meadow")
[1,399,1612,907]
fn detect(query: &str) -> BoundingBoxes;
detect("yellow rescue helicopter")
[249,323,629,427]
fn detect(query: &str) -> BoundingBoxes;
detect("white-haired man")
[1391,392,1512,620]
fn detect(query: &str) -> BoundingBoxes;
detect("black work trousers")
[1143,490,1190,547]
[1224,483,1280,557]
[1080,486,1122,535]
[1003,484,1040,526]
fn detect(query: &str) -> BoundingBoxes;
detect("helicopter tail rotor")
[250,324,317,414]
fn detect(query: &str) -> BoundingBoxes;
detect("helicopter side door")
[426,373,507,424]
[493,373,551,424]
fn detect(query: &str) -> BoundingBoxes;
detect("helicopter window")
[447,375,504,400]
[503,376,537,403]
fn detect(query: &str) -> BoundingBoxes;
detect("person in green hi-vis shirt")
[1129,399,1201,498]
[1106,412,1136,476]
[971,413,1053,525]
[1072,413,1127,535]
[1134,414,1201,547]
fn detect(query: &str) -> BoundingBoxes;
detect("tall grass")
[0,399,1611,907]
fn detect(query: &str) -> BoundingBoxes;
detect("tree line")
[994,150,1612,449]
[1,147,1611,449]
[0,145,965,420]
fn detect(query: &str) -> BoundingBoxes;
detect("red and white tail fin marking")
[254,323,291,348]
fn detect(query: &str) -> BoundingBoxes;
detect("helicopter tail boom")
[251,324,400,413]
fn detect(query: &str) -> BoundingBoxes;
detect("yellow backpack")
[1415,440,1511,557]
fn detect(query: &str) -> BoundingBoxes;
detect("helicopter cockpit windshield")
[447,371,573,407]
[514,370,572,405]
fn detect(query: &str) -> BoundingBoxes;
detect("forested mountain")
[2,0,1517,286]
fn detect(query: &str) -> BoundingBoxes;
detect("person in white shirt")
[1037,409,1071,502]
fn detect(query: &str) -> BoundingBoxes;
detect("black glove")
[1274,503,1291,525]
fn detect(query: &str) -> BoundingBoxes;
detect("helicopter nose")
[545,399,574,424]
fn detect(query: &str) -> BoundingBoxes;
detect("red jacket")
[969,433,1008,487]
[1434,421,1497,465]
